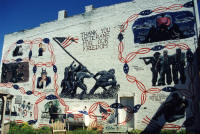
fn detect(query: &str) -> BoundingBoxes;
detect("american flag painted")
[15,120,24,124]
[54,37,78,48]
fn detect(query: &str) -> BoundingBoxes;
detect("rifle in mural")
[53,37,108,92]
[139,57,152,60]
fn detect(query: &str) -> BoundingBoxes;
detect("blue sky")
[0,0,199,60]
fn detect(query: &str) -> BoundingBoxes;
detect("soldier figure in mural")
[48,101,58,123]
[60,61,118,99]
[10,64,24,83]
[21,100,26,109]
[140,52,161,86]
[61,61,82,97]
[158,50,172,86]
[60,78,71,95]
[1,63,9,83]
[60,62,74,95]
[38,43,45,56]
[37,69,51,89]
[171,49,186,84]
[144,14,184,43]
[69,63,83,97]
[89,69,117,95]
[13,45,23,57]
[74,66,93,99]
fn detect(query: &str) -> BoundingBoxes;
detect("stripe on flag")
[54,37,78,48]
[15,120,24,124]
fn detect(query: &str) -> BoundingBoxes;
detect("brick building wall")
[0,0,199,131]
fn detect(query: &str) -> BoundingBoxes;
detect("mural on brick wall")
[81,27,110,51]
[0,0,198,131]
[12,98,33,118]
[1,62,29,83]
[139,48,189,86]
[41,100,62,123]
[13,45,23,57]
[36,68,51,89]
[116,0,196,132]
[0,35,120,128]
[54,37,119,100]
[0,37,62,126]
[132,11,195,44]
[60,63,119,100]
[38,43,46,56]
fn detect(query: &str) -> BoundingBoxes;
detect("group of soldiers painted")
[1,63,24,83]
[60,61,117,99]
[140,48,190,86]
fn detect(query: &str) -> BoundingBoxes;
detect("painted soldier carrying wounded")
[89,69,117,95]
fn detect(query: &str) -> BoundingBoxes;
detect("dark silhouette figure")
[60,61,83,98]
[60,78,71,95]
[158,50,172,86]
[69,63,82,97]
[13,45,23,57]
[171,49,186,84]
[140,52,161,86]
[60,62,75,95]
[74,67,93,99]
[1,63,9,83]
[49,101,58,123]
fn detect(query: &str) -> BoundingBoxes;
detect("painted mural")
[13,45,23,57]
[132,11,195,44]
[36,68,51,89]
[60,63,119,99]
[81,27,110,51]
[12,99,33,118]
[0,0,198,132]
[54,37,120,100]
[41,100,62,123]
[117,0,197,132]
[1,62,29,83]
[139,48,189,86]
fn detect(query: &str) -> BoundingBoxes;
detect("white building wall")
[0,0,198,130]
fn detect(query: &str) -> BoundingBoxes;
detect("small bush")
[176,130,187,134]
[8,121,52,134]
[35,126,52,134]
[129,129,143,134]
[68,129,98,134]
[128,129,188,134]
[160,130,177,134]
[8,122,35,134]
